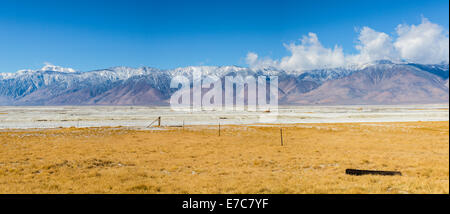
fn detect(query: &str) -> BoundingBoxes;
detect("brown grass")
[0,121,448,194]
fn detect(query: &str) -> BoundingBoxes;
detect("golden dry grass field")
[0,121,448,194]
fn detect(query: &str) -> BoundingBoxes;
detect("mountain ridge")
[1,61,448,106]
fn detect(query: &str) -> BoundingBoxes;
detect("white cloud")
[247,18,449,71]
[246,33,346,72]
[278,33,346,71]
[394,18,449,64]
[349,27,399,64]
[245,52,259,65]
[245,52,276,69]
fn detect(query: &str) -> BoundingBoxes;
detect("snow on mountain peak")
[40,63,77,73]
[10,63,77,75]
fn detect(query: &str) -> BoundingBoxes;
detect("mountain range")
[0,61,448,106]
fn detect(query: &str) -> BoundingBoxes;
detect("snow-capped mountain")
[0,61,448,105]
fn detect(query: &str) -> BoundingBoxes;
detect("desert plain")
[0,120,448,194]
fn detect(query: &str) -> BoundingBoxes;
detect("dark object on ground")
[345,169,402,176]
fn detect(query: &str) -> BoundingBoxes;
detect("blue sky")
[0,0,448,72]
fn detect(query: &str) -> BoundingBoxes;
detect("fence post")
[280,128,284,146]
